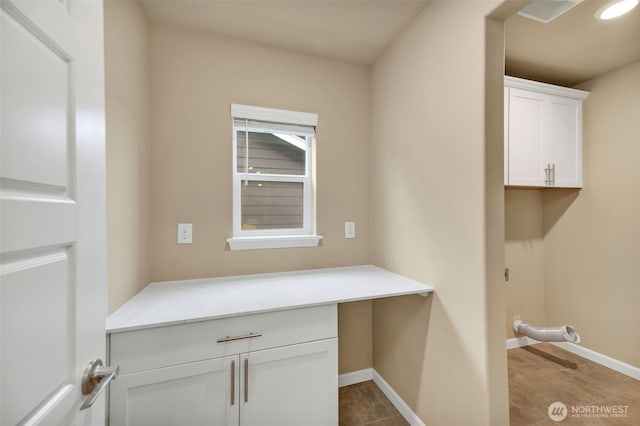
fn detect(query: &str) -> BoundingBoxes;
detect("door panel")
[507,88,545,186]
[545,96,581,187]
[0,197,76,253]
[1,250,72,424]
[240,339,338,426]
[0,0,106,424]
[109,356,239,426]
[1,8,69,188]
[504,87,509,184]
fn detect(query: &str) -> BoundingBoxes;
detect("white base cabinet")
[110,356,239,426]
[108,305,338,426]
[504,76,589,188]
[241,340,337,426]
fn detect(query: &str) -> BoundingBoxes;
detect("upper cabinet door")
[507,88,546,186]
[544,95,582,188]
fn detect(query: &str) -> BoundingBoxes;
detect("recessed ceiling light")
[595,0,639,20]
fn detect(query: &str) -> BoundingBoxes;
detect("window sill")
[227,235,322,251]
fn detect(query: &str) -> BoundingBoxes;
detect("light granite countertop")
[106,265,434,334]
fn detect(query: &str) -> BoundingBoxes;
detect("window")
[227,104,322,250]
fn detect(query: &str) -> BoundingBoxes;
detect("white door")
[545,95,582,188]
[240,339,338,426]
[1,0,107,424]
[109,356,240,426]
[507,88,545,186]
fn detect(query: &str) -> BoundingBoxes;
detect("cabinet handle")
[217,332,262,343]
[244,358,249,403]
[544,163,553,186]
[551,163,556,186]
[231,360,235,406]
[544,165,549,185]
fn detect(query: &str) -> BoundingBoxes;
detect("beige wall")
[148,25,372,374]
[544,61,640,367]
[370,2,508,425]
[104,0,151,314]
[338,301,372,374]
[505,189,546,337]
[104,3,518,418]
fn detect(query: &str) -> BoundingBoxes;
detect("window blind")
[232,119,315,137]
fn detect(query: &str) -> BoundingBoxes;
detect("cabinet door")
[507,88,546,186]
[544,95,582,187]
[504,87,510,185]
[240,339,338,426]
[109,356,239,426]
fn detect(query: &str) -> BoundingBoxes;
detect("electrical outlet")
[345,221,355,239]
[178,223,192,244]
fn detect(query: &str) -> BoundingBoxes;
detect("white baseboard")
[550,342,640,381]
[506,336,539,349]
[506,338,640,381]
[372,369,426,426]
[338,368,373,387]
[339,368,424,424]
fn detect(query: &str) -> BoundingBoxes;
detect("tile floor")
[339,381,408,426]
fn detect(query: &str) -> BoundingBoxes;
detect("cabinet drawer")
[110,304,337,374]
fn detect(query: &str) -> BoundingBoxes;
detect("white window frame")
[227,104,322,250]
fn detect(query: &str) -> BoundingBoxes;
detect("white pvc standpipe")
[513,320,581,343]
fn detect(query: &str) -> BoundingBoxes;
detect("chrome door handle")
[80,359,119,410]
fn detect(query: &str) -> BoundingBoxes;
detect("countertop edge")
[106,289,432,334]
[106,265,434,334]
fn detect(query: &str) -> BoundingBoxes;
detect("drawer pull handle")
[217,332,262,343]
[230,360,235,406]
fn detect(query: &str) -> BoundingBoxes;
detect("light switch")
[345,221,355,239]
[178,223,192,244]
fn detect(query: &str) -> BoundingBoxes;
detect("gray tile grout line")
[341,380,406,426]
[362,414,404,426]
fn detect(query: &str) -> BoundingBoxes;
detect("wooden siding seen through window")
[236,132,305,175]
[241,181,303,230]
[236,131,305,230]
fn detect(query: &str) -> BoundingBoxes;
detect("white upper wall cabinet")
[504,76,589,188]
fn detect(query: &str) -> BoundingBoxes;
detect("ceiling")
[140,0,639,85]
[506,0,640,87]
[140,0,429,64]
